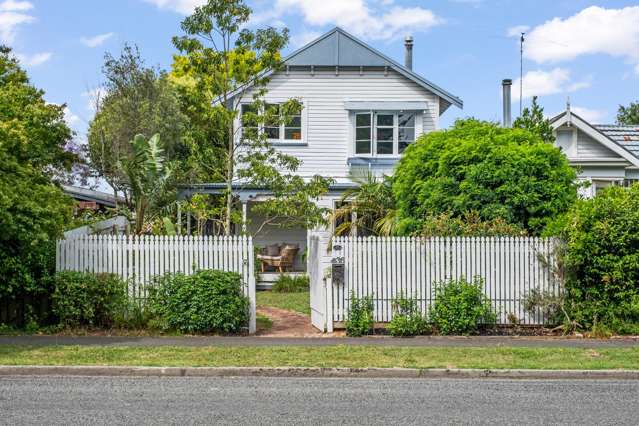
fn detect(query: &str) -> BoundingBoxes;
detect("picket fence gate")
[56,235,256,333]
[330,236,561,326]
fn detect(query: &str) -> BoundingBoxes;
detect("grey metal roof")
[62,185,124,208]
[284,27,462,109]
[222,27,462,111]
[594,124,639,159]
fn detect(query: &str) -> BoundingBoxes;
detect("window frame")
[239,101,305,144]
[352,110,418,157]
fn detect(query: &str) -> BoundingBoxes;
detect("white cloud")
[0,0,32,11]
[506,25,529,38]
[15,51,51,66]
[512,68,590,101]
[63,107,80,127]
[80,32,114,48]
[290,31,322,48]
[142,0,206,14]
[571,106,607,123]
[0,0,34,44]
[520,6,639,74]
[257,0,443,41]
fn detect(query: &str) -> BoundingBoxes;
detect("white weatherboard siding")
[241,69,439,181]
[577,129,617,158]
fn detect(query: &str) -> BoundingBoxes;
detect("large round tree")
[393,119,577,235]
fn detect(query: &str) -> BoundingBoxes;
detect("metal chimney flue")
[502,79,512,128]
[404,35,413,70]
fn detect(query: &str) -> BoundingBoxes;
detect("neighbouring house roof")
[221,26,463,112]
[62,185,124,208]
[593,124,639,159]
[550,110,639,167]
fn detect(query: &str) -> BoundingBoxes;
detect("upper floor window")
[354,111,416,156]
[241,102,303,143]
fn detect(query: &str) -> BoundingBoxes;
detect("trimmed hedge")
[148,270,250,334]
[51,271,127,328]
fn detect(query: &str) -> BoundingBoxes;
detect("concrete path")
[1,335,638,347]
[1,375,638,425]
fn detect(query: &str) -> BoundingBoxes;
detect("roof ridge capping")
[283,26,462,109]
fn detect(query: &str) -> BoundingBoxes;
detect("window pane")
[398,127,415,142]
[286,115,301,127]
[356,140,371,154]
[284,128,302,140]
[398,113,415,127]
[356,127,371,140]
[399,141,412,153]
[377,127,393,142]
[376,141,393,154]
[265,103,279,126]
[265,126,280,139]
[241,104,258,126]
[377,114,394,126]
[356,113,371,126]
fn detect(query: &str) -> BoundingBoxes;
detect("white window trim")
[239,100,307,145]
[351,110,421,157]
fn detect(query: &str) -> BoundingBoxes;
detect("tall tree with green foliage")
[616,101,639,125]
[0,46,74,305]
[171,0,331,235]
[513,96,554,143]
[393,119,577,235]
[87,44,188,205]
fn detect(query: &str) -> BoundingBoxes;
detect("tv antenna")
[520,32,525,115]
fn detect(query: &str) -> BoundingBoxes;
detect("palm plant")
[119,133,173,234]
[332,171,397,237]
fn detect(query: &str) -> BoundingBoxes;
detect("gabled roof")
[550,110,639,167]
[223,27,462,111]
[284,27,462,109]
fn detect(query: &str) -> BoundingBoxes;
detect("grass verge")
[256,291,310,315]
[1,345,638,370]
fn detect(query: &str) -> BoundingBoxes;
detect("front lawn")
[256,291,310,315]
[1,345,639,370]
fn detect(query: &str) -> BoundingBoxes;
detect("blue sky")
[3,0,639,136]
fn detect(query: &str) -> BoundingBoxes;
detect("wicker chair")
[257,244,299,272]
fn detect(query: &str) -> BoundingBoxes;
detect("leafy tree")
[393,119,578,235]
[546,184,639,334]
[513,96,554,143]
[119,134,173,234]
[87,44,188,204]
[172,0,331,235]
[616,101,639,125]
[0,46,74,304]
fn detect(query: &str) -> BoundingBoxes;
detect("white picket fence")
[330,236,561,326]
[56,235,256,333]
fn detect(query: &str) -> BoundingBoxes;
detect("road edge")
[1,365,639,380]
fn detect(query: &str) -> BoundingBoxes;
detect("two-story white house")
[179,27,462,279]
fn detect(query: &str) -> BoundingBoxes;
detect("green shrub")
[272,274,309,293]
[430,277,496,335]
[147,270,250,334]
[393,119,577,236]
[547,184,639,333]
[51,271,128,328]
[387,295,429,337]
[345,292,374,337]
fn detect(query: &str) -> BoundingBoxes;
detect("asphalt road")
[1,376,638,425]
